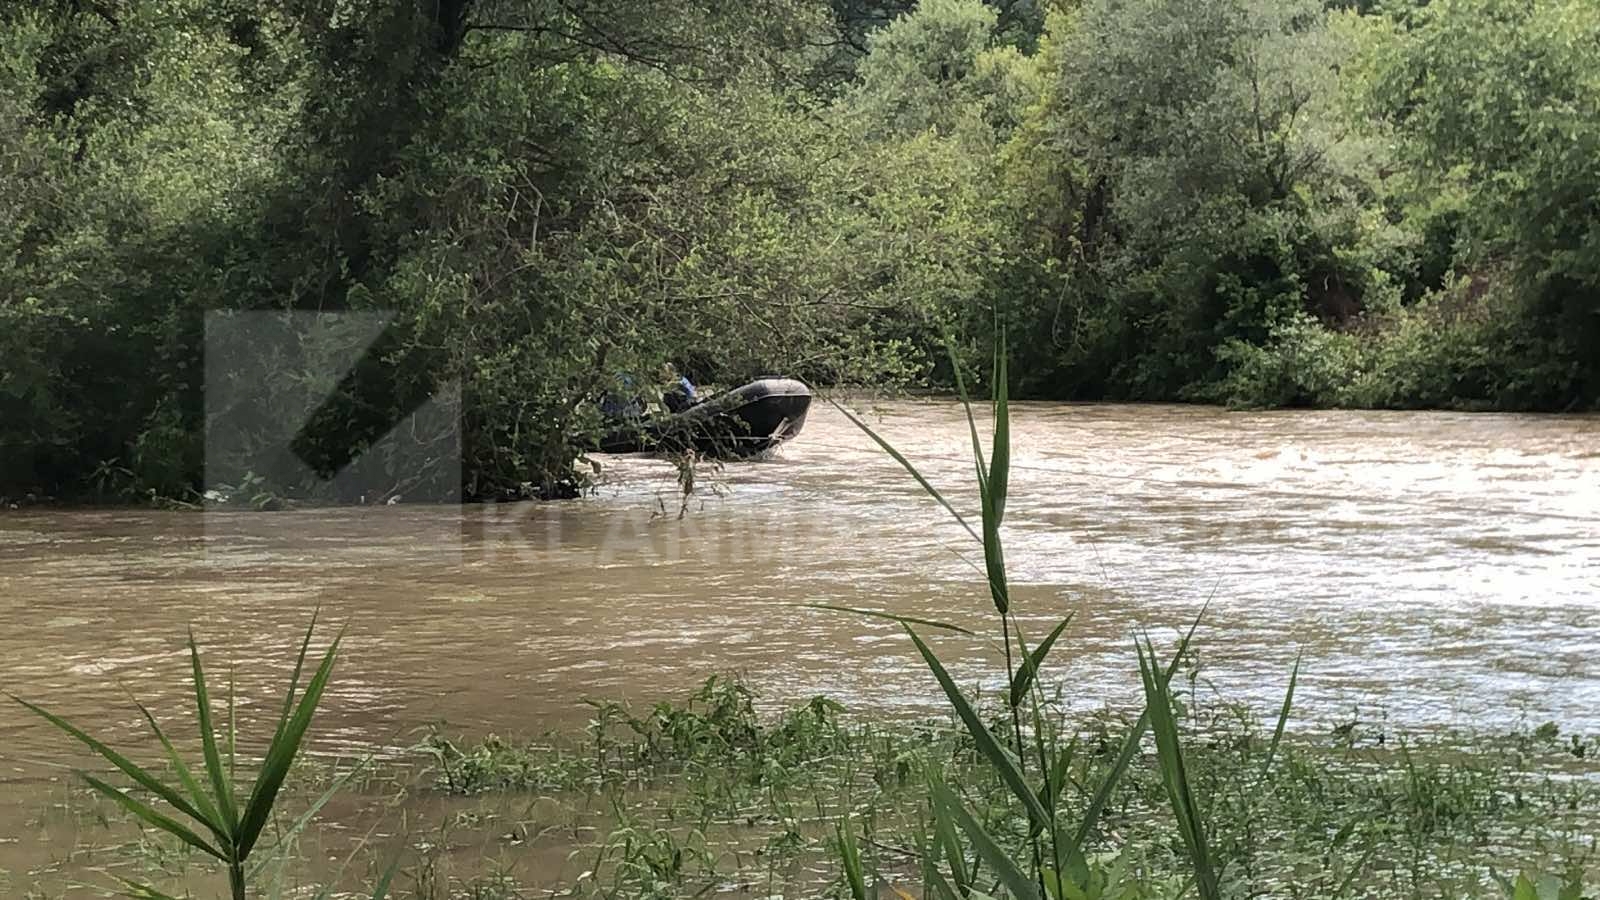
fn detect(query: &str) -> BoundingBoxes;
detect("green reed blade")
[836,817,869,900]
[905,626,1049,829]
[930,786,971,894]
[1075,710,1141,850]
[943,340,990,494]
[272,610,320,747]
[806,603,974,635]
[1009,615,1074,708]
[83,774,226,862]
[932,778,1039,900]
[189,629,239,835]
[227,664,237,785]
[831,400,981,544]
[989,332,1010,526]
[115,876,186,900]
[1511,873,1539,900]
[1033,738,1080,842]
[1040,740,1091,888]
[11,696,213,832]
[1138,638,1220,900]
[924,855,962,900]
[982,518,1010,615]
[1044,741,1075,816]
[131,699,226,841]
[236,628,342,859]
[915,808,961,900]
[978,336,1010,612]
[1074,605,1206,847]
[248,758,369,879]
[368,846,403,900]
[1039,866,1066,900]
[1260,652,1301,782]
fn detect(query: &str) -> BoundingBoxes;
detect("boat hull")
[598,378,811,457]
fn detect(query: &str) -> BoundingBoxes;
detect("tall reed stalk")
[829,336,1300,899]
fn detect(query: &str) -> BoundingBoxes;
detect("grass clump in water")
[9,615,397,900]
[15,659,1598,898]
[397,673,1597,899]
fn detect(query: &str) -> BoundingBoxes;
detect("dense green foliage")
[3,0,1598,501]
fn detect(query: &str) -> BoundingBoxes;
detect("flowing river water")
[2,400,1600,889]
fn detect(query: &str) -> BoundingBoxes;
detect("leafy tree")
[1356,0,1600,405]
[5,0,1600,503]
[1007,0,1405,400]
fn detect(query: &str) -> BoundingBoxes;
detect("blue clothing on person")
[664,376,698,414]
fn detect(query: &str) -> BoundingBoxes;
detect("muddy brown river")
[3,401,1600,794]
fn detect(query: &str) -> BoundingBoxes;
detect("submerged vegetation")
[15,671,1600,898]
[4,0,1600,502]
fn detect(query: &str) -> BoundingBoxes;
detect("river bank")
[9,674,1599,899]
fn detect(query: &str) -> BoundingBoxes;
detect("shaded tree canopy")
[3,0,1597,502]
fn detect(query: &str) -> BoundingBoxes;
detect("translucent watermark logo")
[460,498,807,569]
[203,310,462,560]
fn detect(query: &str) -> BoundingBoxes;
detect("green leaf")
[272,611,320,747]
[130,698,226,843]
[989,331,1009,526]
[905,626,1049,828]
[235,627,343,859]
[1074,606,1206,848]
[912,808,951,900]
[958,335,1011,615]
[1032,740,1083,875]
[189,630,239,838]
[83,774,226,862]
[923,858,962,900]
[932,789,971,895]
[1009,615,1073,708]
[227,664,237,786]
[944,340,989,495]
[805,603,974,635]
[11,696,214,834]
[1259,652,1301,782]
[932,778,1039,900]
[1138,638,1220,900]
[981,514,1010,615]
[831,400,981,544]
[836,817,869,900]
[1047,739,1076,813]
[248,758,370,878]
[1557,864,1586,900]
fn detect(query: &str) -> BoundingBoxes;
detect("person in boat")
[599,373,644,420]
[660,363,698,414]
[600,367,696,420]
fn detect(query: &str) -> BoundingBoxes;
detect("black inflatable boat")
[599,377,812,457]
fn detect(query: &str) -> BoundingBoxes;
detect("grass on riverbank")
[421,673,1600,899]
[12,672,1599,899]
